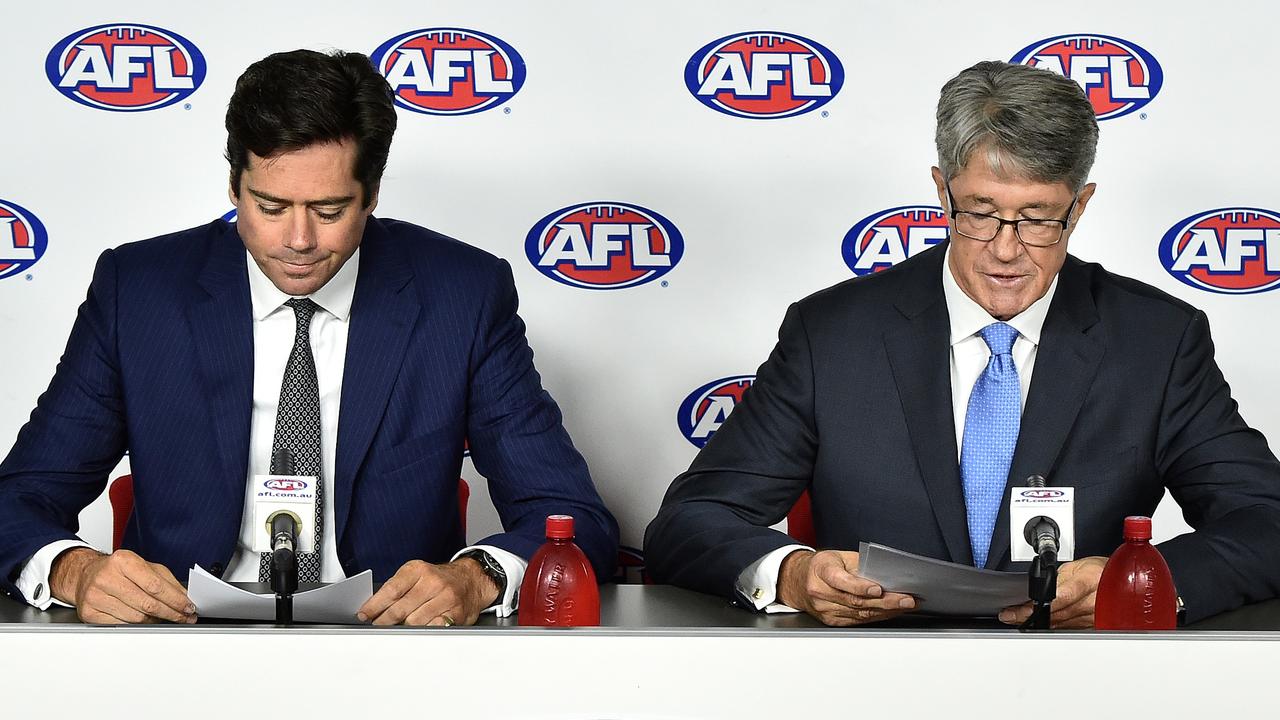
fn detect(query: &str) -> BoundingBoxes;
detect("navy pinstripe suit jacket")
[0,218,618,594]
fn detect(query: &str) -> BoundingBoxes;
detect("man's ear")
[930,167,948,210]
[1071,182,1098,226]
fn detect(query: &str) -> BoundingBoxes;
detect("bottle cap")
[545,514,575,539]
[1123,516,1153,541]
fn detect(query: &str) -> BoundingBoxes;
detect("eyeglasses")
[945,185,1078,247]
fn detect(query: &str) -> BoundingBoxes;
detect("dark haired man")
[646,60,1280,627]
[0,49,618,625]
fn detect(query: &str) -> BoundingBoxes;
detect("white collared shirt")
[18,247,524,617]
[737,245,1059,610]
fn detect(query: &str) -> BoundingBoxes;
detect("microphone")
[258,448,312,625]
[1011,475,1074,632]
[1024,515,1061,558]
[1021,475,1061,559]
[1009,474,1075,563]
[271,447,296,476]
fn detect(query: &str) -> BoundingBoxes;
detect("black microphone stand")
[270,515,298,627]
[1021,545,1057,632]
[269,448,299,627]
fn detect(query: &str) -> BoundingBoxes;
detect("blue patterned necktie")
[259,298,324,584]
[960,322,1020,568]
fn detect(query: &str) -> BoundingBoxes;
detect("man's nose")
[284,210,317,252]
[989,222,1024,263]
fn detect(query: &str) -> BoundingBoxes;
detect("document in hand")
[187,565,374,623]
[857,542,1029,617]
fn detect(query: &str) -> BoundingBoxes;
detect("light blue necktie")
[960,322,1020,568]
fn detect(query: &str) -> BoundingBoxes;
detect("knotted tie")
[259,298,324,583]
[960,322,1020,568]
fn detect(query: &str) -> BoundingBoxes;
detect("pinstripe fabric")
[0,217,619,595]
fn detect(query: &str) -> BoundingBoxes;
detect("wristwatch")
[459,549,508,598]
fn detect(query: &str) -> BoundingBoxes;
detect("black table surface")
[3,583,1280,633]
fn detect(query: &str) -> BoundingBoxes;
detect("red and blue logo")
[372,28,525,115]
[842,206,948,276]
[46,24,205,112]
[685,31,843,119]
[1022,489,1066,499]
[264,478,308,492]
[1011,34,1161,120]
[677,376,754,448]
[1160,208,1280,295]
[0,199,49,280]
[526,202,683,290]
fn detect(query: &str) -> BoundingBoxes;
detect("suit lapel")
[185,224,254,496]
[334,221,420,543]
[883,243,973,565]
[987,257,1105,568]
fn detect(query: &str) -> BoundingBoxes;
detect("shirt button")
[34,583,45,599]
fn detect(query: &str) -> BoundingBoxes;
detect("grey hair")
[935,60,1098,193]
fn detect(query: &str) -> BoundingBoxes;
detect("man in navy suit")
[645,60,1280,627]
[0,49,618,625]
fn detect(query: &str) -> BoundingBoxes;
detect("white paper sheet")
[188,565,373,624]
[856,542,1029,617]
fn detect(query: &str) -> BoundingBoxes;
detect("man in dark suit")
[0,49,617,625]
[645,60,1280,627]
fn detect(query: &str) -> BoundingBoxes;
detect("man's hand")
[50,547,196,625]
[998,555,1108,628]
[357,558,500,626]
[777,549,916,626]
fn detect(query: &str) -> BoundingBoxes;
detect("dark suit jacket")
[644,241,1280,622]
[0,218,618,595]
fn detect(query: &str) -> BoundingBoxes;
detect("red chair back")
[108,474,134,551]
[107,474,472,551]
[786,489,817,547]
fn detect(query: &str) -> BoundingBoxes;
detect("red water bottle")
[518,515,600,626]
[1094,516,1177,630]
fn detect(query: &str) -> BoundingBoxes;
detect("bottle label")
[542,562,567,624]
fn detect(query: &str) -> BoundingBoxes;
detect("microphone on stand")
[268,449,300,625]
[1017,475,1061,631]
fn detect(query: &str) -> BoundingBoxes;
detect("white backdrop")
[2,0,1277,562]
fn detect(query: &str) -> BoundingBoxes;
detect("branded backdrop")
[3,0,1277,560]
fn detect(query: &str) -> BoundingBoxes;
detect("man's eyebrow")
[246,188,356,207]
[962,194,1057,212]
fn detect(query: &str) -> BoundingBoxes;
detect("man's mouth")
[279,258,319,273]
[982,271,1029,287]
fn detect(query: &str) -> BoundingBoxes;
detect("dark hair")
[225,49,396,207]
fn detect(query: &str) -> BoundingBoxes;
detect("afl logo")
[677,376,754,448]
[0,199,49,280]
[1022,489,1065,499]
[685,31,844,119]
[46,24,205,112]
[526,202,683,290]
[1160,208,1280,295]
[842,206,948,276]
[372,28,525,115]
[264,478,307,492]
[1011,34,1161,120]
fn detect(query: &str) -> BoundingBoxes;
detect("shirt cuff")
[452,544,527,618]
[17,539,93,610]
[736,544,812,613]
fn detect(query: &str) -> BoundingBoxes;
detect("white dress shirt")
[18,248,524,617]
[736,245,1059,611]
